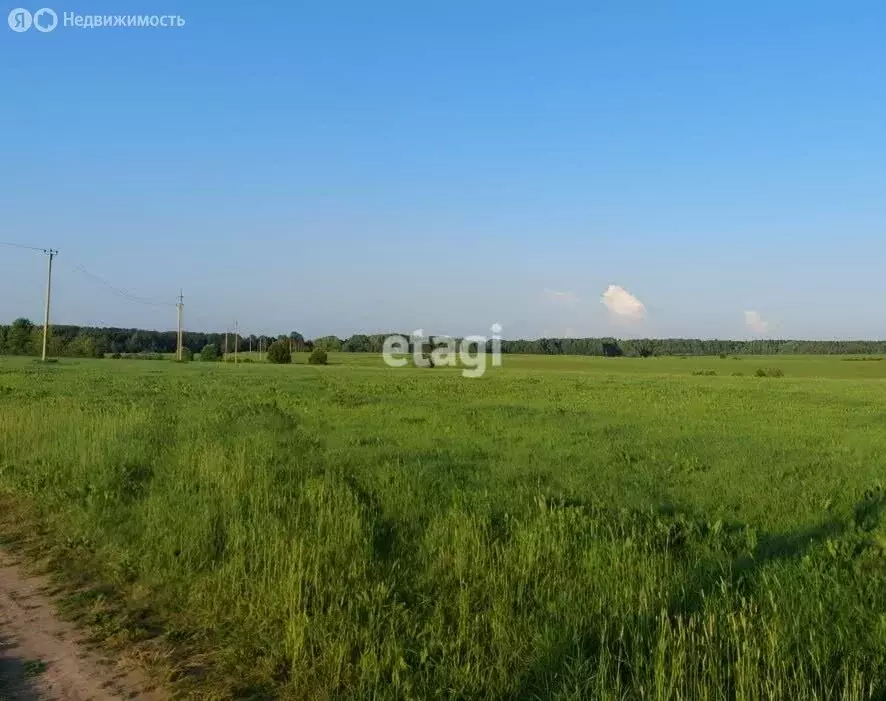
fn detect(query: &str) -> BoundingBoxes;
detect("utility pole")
[176,290,184,361]
[234,320,239,364]
[41,248,58,362]
[224,329,228,363]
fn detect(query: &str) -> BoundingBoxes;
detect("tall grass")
[1,357,886,698]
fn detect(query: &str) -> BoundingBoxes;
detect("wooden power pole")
[41,248,58,362]
[176,290,184,361]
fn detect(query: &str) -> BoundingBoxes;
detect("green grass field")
[1,353,886,699]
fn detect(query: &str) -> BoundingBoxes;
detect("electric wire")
[0,241,51,253]
[70,263,176,308]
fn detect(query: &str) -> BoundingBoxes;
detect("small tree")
[181,347,194,362]
[200,344,219,362]
[313,335,342,352]
[7,318,34,355]
[636,340,654,358]
[267,340,292,364]
[308,348,328,365]
[342,334,371,352]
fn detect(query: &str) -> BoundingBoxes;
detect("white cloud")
[601,284,645,322]
[744,310,768,334]
[543,288,578,302]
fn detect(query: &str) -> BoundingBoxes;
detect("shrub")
[267,340,292,364]
[719,353,727,359]
[200,344,219,362]
[692,369,716,376]
[110,352,122,359]
[755,368,784,378]
[308,348,328,365]
[119,353,165,361]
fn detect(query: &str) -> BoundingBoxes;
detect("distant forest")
[1,318,885,358]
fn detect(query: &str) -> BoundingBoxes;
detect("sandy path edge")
[0,549,165,700]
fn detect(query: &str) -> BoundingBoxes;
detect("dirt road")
[0,550,163,700]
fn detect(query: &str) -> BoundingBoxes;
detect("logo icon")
[7,7,32,31]
[33,7,56,31]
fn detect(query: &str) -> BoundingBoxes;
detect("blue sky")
[2,1,884,340]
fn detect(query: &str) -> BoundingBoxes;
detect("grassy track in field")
[1,353,885,698]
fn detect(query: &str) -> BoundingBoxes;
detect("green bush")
[267,340,292,364]
[755,368,784,378]
[120,353,165,361]
[308,348,328,365]
[200,344,219,362]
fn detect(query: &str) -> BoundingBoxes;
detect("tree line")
[1,318,885,358]
[0,319,310,358]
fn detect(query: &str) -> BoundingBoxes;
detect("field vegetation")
[1,353,885,699]
[5,317,886,359]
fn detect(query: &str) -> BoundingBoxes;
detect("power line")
[70,263,176,307]
[0,241,53,253]
[2,246,194,361]
[0,242,57,360]
[2,245,175,308]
